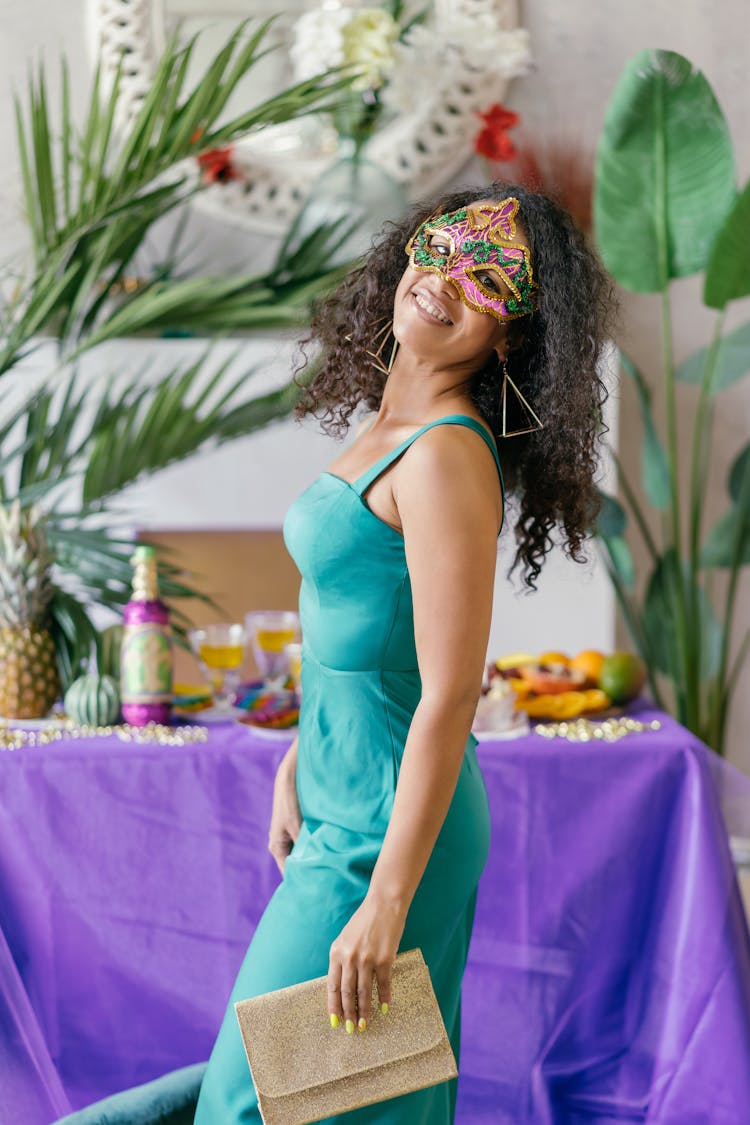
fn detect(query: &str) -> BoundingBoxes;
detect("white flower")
[341,8,400,91]
[289,8,351,83]
[381,18,532,116]
[442,19,533,77]
[380,25,445,115]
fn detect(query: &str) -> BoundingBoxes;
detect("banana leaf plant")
[593,49,750,755]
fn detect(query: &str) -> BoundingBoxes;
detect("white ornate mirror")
[88,0,528,236]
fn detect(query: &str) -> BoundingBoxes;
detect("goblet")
[284,642,303,702]
[245,611,300,690]
[189,623,247,714]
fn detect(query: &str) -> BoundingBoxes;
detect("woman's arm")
[268,735,300,874]
[327,425,502,1030]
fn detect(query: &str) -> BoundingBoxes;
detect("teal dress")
[194,414,504,1124]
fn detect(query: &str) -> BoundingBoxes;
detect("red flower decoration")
[190,127,242,184]
[196,147,241,184]
[474,104,520,162]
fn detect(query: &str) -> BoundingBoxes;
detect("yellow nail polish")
[345,1019,355,1034]
[329,1013,339,1029]
[358,1017,366,1031]
[381,1002,389,1015]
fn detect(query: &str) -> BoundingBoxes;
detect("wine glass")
[245,611,300,691]
[188,623,247,715]
[284,642,303,702]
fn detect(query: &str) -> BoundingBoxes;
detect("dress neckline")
[323,413,500,491]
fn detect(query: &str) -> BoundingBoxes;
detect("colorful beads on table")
[535,716,662,743]
[0,721,208,751]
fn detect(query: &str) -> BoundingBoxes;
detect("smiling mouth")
[413,291,453,326]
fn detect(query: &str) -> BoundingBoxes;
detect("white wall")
[2,1,749,764]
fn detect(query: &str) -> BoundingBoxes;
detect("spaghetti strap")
[353,414,505,529]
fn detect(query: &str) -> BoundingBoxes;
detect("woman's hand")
[327,892,407,1032]
[268,742,301,875]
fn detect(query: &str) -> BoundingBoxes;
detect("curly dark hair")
[294,180,617,589]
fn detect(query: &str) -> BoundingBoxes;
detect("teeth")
[414,291,452,324]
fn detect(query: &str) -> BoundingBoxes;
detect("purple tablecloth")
[2,705,750,1124]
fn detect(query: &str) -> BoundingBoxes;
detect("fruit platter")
[483,649,647,723]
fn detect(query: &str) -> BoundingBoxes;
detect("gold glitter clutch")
[234,947,457,1125]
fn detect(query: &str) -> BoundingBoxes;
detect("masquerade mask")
[405,198,536,322]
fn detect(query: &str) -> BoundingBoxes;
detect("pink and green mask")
[405,198,536,322]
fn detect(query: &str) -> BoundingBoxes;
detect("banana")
[494,652,537,671]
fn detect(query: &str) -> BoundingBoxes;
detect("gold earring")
[500,361,543,437]
[365,319,399,376]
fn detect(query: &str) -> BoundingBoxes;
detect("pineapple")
[0,501,61,719]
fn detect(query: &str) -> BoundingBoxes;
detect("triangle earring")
[500,361,543,437]
[365,319,399,376]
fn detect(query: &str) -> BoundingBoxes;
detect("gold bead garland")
[535,716,662,743]
[0,720,208,751]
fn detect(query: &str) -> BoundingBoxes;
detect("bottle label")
[121,623,173,704]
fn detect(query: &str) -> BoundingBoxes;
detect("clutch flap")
[234,948,447,1099]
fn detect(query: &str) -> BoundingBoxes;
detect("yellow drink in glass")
[255,628,297,654]
[188,623,247,712]
[285,642,303,701]
[199,643,245,670]
[245,611,300,689]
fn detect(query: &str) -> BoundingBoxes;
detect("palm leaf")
[2,21,355,375]
[49,585,100,688]
[1,357,304,647]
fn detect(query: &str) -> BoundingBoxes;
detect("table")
[2,705,750,1124]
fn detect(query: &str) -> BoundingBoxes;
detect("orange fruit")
[570,649,606,688]
[537,650,571,667]
[598,652,646,705]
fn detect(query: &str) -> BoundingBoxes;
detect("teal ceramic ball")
[64,674,120,726]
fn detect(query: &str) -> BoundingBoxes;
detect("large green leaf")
[701,442,750,567]
[676,319,750,393]
[700,508,750,568]
[644,550,721,679]
[602,535,635,588]
[729,442,750,502]
[705,179,750,309]
[594,50,735,292]
[594,490,627,537]
[619,353,670,508]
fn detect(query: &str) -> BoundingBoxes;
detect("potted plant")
[1,20,355,692]
[593,49,750,756]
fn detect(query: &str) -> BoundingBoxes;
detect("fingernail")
[329,1013,339,1029]
[358,1017,366,1031]
[381,1002,389,1015]
[345,1019,355,1034]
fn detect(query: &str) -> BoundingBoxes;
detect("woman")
[193,182,613,1123]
